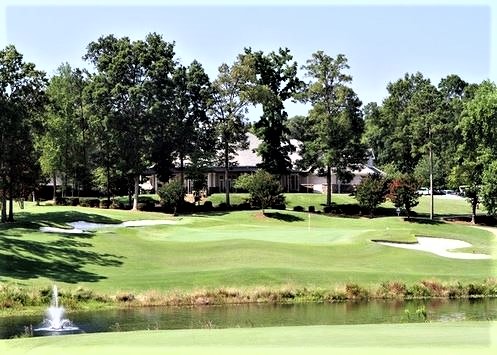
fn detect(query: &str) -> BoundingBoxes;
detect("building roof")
[232,132,300,168]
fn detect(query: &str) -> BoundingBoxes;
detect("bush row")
[2,279,496,310]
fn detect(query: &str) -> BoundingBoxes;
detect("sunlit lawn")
[0,203,493,294]
[1,322,495,355]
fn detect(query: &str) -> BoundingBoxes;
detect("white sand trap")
[40,220,177,234]
[39,226,91,234]
[375,237,491,260]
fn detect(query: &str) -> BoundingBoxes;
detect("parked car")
[416,187,430,195]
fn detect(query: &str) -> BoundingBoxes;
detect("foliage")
[363,73,434,174]
[210,57,255,206]
[299,51,366,206]
[387,175,419,219]
[0,45,46,222]
[171,60,216,183]
[158,180,185,214]
[451,80,497,222]
[234,170,285,212]
[355,174,388,217]
[242,47,303,175]
[480,161,497,215]
[38,63,89,199]
[84,33,177,210]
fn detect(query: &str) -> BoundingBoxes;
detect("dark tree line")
[1,32,496,223]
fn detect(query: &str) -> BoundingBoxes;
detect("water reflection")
[1,298,496,339]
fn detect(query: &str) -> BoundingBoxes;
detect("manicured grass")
[1,322,496,355]
[206,192,476,216]
[206,192,356,209]
[0,203,494,295]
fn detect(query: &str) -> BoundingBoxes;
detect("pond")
[1,298,496,339]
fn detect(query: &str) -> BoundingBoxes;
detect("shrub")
[323,205,332,214]
[467,283,486,297]
[387,175,420,220]
[234,170,285,213]
[377,281,407,298]
[110,201,124,209]
[293,205,304,212]
[65,197,79,206]
[308,205,315,213]
[54,196,68,206]
[158,180,185,215]
[235,202,252,211]
[406,283,431,298]
[137,201,155,211]
[217,202,228,211]
[355,173,388,217]
[271,203,286,210]
[99,200,111,209]
[203,201,213,211]
[345,283,369,300]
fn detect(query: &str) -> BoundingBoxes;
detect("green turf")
[206,192,476,216]
[1,322,495,355]
[0,203,494,293]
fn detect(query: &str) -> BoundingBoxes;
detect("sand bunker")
[375,237,491,260]
[40,220,177,234]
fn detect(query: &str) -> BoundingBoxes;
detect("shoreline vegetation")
[2,279,497,316]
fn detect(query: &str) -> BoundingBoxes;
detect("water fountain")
[34,285,79,334]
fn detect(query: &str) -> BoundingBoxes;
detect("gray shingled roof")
[232,132,300,168]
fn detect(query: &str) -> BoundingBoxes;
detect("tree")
[38,63,88,200]
[299,51,366,205]
[363,72,432,174]
[0,45,46,222]
[210,58,255,206]
[234,170,285,214]
[171,60,216,187]
[84,33,176,210]
[158,180,184,216]
[480,161,497,216]
[407,81,444,220]
[243,47,303,175]
[387,175,419,220]
[355,174,388,217]
[453,80,497,222]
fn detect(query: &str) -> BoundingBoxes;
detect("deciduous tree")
[299,51,366,205]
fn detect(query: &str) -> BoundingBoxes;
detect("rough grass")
[1,322,496,355]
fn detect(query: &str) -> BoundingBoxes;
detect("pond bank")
[2,279,497,316]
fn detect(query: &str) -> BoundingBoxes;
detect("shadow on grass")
[403,217,444,225]
[264,212,305,222]
[0,210,125,283]
[14,210,122,226]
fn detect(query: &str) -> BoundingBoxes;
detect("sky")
[1,0,495,119]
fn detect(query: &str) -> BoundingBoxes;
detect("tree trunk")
[429,145,434,220]
[224,140,230,207]
[180,156,185,191]
[106,164,111,204]
[8,182,14,222]
[326,165,332,206]
[132,175,140,211]
[52,172,57,201]
[471,199,477,224]
[62,173,67,198]
[1,187,7,223]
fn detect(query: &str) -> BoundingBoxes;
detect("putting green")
[1,322,495,355]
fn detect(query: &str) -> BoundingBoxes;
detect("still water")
[1,298,496,339]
